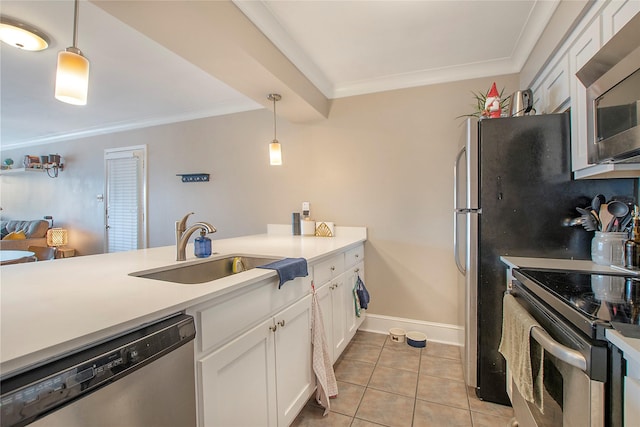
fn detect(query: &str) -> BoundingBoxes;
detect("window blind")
[105,151,143,252]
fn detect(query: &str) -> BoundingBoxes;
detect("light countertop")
[0,226,366,376]
[501,255,640,365]
[606,329,640,366]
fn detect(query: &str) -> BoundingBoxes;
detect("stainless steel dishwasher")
[0,313,196,427]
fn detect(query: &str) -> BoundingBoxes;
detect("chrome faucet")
[176,212,217,261]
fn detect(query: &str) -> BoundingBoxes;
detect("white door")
[316,283,335,363]
[274,294,313,427]
[330,273,348,359]
[344,262,365,339]
[104,146,147,252]
[198,317,278,427]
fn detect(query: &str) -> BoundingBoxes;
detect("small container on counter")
[301,218,316,236]
[194,229,212,258]
[292,213,301,235]
[591,231,627,266]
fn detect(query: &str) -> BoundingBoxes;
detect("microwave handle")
[531,326,587,371]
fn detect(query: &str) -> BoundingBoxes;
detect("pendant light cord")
[273,96,277,141]
[72,0,79,48]
[268,93,281,141]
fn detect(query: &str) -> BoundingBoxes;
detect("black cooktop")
[516,268,640,328]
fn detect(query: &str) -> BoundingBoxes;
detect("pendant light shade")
[269,140,282,166]
[55,48,89,105]
[55,0,89,105]
[268,93,282,166]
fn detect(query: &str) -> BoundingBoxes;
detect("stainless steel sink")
[129,254,281,284]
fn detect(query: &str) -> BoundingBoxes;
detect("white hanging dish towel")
[311,285,338,415]
[498,293,545,413]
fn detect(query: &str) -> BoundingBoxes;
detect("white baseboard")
[359,313,463,347]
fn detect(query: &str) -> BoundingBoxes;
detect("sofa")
[0,220,49,251]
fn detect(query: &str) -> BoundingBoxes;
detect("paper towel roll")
[315,221,335,237]
[301,219,316,236]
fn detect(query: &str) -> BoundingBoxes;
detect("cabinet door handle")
[269,325,278,332]
[330,266,335,271]
[355,254,359,258]
[278,320,286,328]
[354,268,360,273]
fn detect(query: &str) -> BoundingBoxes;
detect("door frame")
[104,145,148,252]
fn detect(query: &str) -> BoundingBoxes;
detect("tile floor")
[291,331,514,427]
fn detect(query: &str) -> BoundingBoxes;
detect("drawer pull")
[355,254,359,258]
[330,266,336,271]
[278,320,286,328]
[354,268,360,273]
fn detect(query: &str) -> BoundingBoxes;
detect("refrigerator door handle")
[454,146,466,275]
[454,211,466,274]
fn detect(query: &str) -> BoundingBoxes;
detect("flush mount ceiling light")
[55,0,90,106]
[0,16,49,51]
[268,93,282,166]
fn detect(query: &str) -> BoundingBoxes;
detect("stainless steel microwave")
[577,13,640,164]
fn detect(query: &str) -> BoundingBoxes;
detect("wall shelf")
[0,167,45,175]
[0,165,64,177]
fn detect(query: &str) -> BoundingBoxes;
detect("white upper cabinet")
[569,18,601,173]
[527,2,640,179]
[602,0,640,43]
[542,56,571,114]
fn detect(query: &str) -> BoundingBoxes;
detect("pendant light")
[268,93,282,166]
[0,16,49,51]
[55,0,90,105]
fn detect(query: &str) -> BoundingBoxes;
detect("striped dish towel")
[311,285,338,415]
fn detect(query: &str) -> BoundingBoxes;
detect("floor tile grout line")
[318,333,514,427]
[410,346,423,426]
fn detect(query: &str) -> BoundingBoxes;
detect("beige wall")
[0,73,520,325]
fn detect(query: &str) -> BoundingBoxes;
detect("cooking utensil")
[592,194,605,214]
[607,201,629,232]
[599,203,613,232]
[576,207,599,231]
[620,212,633,232]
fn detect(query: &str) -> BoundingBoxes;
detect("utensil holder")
[591,231,627,266]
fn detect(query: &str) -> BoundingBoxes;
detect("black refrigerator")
[453,112,637,405]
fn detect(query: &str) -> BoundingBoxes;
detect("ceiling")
[0,0,559,150]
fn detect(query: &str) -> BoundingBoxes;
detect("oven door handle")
[530,325,587,371]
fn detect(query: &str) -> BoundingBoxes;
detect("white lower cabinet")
[344,261,366,341]
[192,243,366,426]
[274,294,315,427]
[197,294,313,427]
[317,272,348,363]
[198,316,277,427]
[623,351,640,427]
[317,259,366,364]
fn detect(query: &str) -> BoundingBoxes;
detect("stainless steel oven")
[577,13,640,164]
[508,269,633,427]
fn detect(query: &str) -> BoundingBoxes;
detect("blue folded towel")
[257,257,309,288]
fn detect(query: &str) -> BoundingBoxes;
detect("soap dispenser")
[194,229,212,258]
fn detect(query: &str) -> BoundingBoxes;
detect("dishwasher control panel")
[0,314,195,427]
